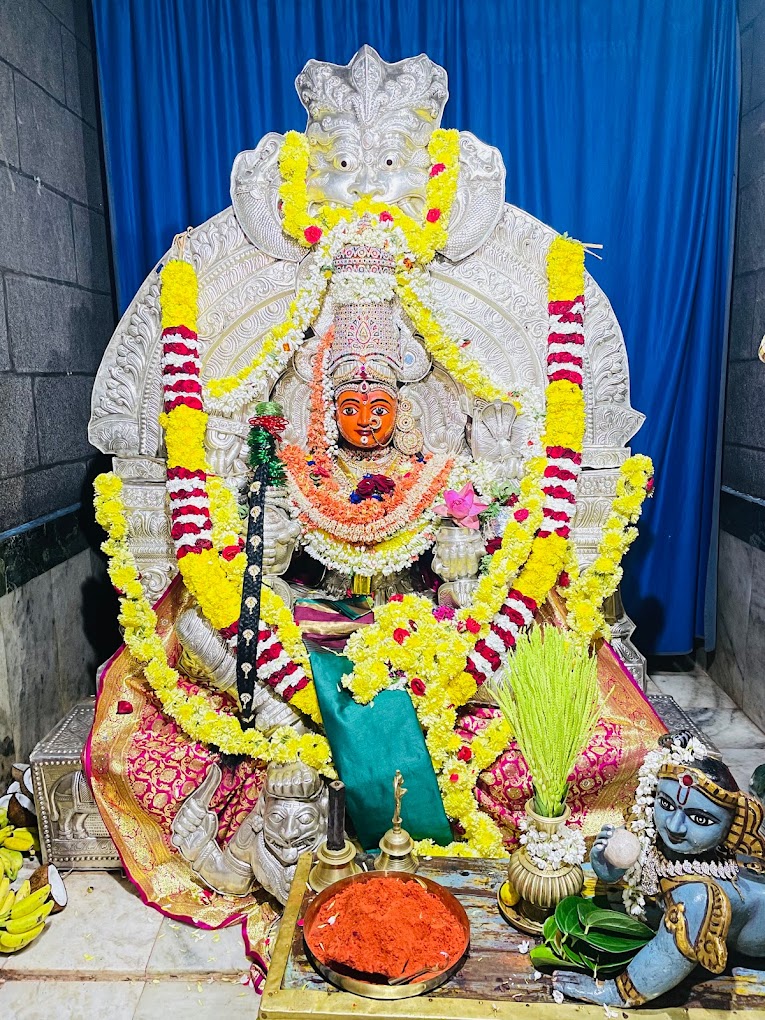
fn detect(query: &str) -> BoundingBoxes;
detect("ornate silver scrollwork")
[89,45,647,678]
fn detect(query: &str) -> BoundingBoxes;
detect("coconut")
[22,768,35,800]
[603,827,641,870]
[11,763,29,784]
[7,792,37,828]
[29,864,67,913]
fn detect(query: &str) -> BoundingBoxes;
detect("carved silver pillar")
[113,457,176,603]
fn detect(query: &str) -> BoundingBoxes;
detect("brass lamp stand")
[309,780,361,892]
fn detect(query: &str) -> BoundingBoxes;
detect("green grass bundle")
[491,626,602,817]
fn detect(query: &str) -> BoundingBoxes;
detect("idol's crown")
[296,45,448,143]
[333,243,396,276]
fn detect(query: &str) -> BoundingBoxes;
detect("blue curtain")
[92,0,738,656]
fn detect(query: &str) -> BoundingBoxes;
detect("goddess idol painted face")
[335,386,398,448]
[653,776,735,856]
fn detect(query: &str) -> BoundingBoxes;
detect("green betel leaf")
[578,905,655,940]
[567,939,643,969]
[554,896,586,939]
[543,915,559,946]
[530,944,585,972]
[576,897,600,932]
[593,960,634,979]
[558,938,590,970]
[578,928,653,954]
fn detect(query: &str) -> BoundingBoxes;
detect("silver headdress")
[328,227,402,396]
[296,45,448,146]
[264,761,324,801]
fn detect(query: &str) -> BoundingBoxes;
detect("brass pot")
[501,801,584,935]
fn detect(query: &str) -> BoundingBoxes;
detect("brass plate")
[303,870,470,1000]
[496,887,544,936]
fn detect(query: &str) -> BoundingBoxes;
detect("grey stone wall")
[711,0,765,733]
[0,0,113,532]
[0,0,119,784]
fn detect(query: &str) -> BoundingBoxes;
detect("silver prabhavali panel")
[88,45,646,679]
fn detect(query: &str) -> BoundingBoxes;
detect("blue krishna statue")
[555,732,765,1008]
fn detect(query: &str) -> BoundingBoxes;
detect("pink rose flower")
[433,482,489,530]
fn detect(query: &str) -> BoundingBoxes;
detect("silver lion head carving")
[231,45,505,262]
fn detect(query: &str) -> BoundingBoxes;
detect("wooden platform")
[260,854,765,1019]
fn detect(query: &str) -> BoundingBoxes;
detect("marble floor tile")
[147,916,250,976]
[716,747,765,793]
[684,707,765,749]
[0,979,144,1020]
[133,978,258,1018]
[8,871,163,974]
[650,671,737,710]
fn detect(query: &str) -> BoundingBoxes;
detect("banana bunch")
[0,877,53,952]
[0,824,38,882]
[0,805,40,881]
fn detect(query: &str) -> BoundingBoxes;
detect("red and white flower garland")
[464,249,586,685]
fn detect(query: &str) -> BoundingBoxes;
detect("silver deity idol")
[89,45,647,682]
[171,761,329,904]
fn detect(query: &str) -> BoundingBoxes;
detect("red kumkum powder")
[307,876,465,979]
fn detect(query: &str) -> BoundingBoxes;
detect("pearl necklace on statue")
[641,844,739,896]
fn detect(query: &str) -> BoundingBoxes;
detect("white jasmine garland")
[301,516,440,578]
[621,736,708,917]
[519,817,586,871]
[331,270,396,305]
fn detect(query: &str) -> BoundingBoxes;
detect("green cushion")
[309,648,453,851]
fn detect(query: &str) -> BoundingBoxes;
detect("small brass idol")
[374,770,418,873]
[308,780,361,893]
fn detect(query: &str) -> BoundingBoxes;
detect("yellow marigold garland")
[395,269,514,405]
[93,473,334,775]
[565,454,654,644]
[278,129,460,265]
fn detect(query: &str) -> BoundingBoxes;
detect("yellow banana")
[0,877,9,903]
[0,889,14,920]
[5,900,53,933]
[0,848,23,870]
[13,880,30,904]
[0,921,44,951]
[4,835,34,852]
[9,885,50,919]
[0,858,5,881]
[0,826,14,844]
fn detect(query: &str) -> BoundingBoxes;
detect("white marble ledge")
[685,707,765,750]
[147,915,251,976]
[716,747,765,794]
[7,871,163,974]
[133,978,259,1018]
[0,979,145,1020]
[650,671,738,710]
